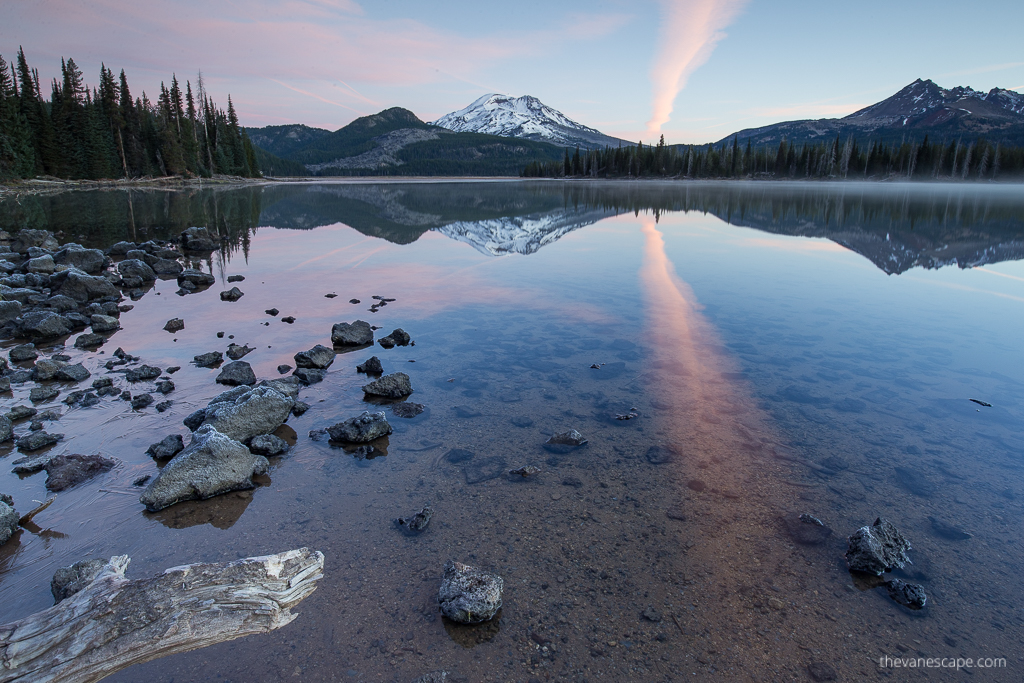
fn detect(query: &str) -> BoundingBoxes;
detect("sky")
[4,0,1024,144]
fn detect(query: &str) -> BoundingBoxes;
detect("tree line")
[0,48,260,181]
[522,134,1024,181]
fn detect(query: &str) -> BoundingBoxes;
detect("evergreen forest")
[0,49,260,181]
[522,134,1024,181]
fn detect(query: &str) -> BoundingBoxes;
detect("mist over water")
[1,180,1022,681]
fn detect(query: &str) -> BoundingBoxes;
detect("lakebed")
[0,180,1022,682]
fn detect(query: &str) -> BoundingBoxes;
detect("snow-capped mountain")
[434,207,618,256]
[720,79,1024,146]
[845,79,1024,125]
[432,94,626,150]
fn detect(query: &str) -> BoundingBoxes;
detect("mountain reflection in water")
[3,180,1024,272]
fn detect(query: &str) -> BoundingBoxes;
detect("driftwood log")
[0,547,324,683]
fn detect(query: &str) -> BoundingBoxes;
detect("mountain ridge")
[719,79,1024,146]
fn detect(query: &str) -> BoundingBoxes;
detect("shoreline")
[3,174,1021,199]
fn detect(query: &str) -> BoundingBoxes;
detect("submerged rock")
[125,365,161,382]
[292,367,326,385]
[193,351,223,367]
[884,578,927,609]
[437,560,503,624]
[396,506,433,533]
[544,429,587,453]
[392,402,424,418]
[51,558,107,604]
[226,343,254,360]
[785,513,834,546]
[164,318,185,333]
[509,465,541,477]
[146,434,185,460]
[44,454,116,491]
[356,356,383,374]
[249,434,290,456]
[362,372,412,398]
[327,411,392,442]
[139,425,269,512]
[846,518,913,575]
[331,320,373,346]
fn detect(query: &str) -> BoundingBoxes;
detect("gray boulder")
[177,269,215,286]
[16,430,63,451]
[51,558,107,603]
[149,258,183,276]
[53,270,120,302]
[90,314,119,333]
[294,344,336,369]
[29,386,59,403]
[216,360,256,386]
[117,259,156,281]
[9,344,37,362]
[0,497,18,546]
[108,241,136,255]
[0,416,11,443]
[326,411,392,442]
[164,318,185,333]
[74,333,105,349]
[219,287,244,302]
[258,376,302,400]
[53,245,105,273]
[146,434,185,460]
[846,518,913,575]
[32,358,68,381]
[45,295,79,313]
[55,363,90,383]
[362,372,412,398]
[0,300,22,324]
[125,365,161,382]
[26,254,55,274]
[437,560,503,624]
[18,311,73,340]
[249,434,290,456]
[331,320,373,346]
[139,425,269,512]
[180,226,218,251]
[11,229,59,253]
[201,385,295,443]
[0,286,36,304]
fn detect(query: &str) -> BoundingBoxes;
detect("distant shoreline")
[3,174,1022,198]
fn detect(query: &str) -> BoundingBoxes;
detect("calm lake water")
[1,180,1023,682]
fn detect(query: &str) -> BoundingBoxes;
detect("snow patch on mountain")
[432,94,621,149]
[434,207,618,256]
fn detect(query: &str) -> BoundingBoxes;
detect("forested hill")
[0,49,260,181]
[244,108,565,177]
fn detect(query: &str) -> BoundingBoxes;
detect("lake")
[1,179,1022,681]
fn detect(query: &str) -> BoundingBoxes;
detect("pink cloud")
[646,0,749,134]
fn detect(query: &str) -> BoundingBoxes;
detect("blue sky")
[4,0,1024,143]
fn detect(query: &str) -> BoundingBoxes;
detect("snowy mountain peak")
[432,94,624,150]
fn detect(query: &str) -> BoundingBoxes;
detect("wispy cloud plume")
[647,0,748,134]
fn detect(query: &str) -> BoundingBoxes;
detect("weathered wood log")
[0,547,324,683]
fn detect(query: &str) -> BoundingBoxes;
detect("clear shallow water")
[0,180,1023,681]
